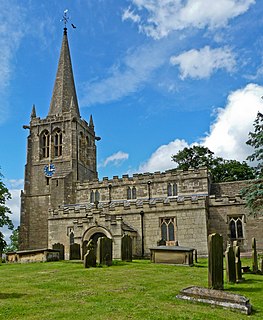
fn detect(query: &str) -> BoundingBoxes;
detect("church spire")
[48,28,80,117]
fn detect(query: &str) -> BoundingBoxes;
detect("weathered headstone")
[235,245,243,282]
[225,244,236,283]
[70,243,81,260]
[252,237,258,273]
[84,240,96,268]
[121,234,132,262]
[97,237,113,266]
[208,233,223,290]
[52,243,65,260]
[259,257,263,273]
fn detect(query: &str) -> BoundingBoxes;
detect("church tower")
[19,28,98,250]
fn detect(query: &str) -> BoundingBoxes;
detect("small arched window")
[41,130,50,158]
[132,186,137,199]
[54,129,62,157]
[127,187,131,200]
[167,182,178,196]
[90,190,94,203]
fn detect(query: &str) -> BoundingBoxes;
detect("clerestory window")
[167,183,178,197]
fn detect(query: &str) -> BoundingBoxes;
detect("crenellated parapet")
[49,194,208,220]
[76,167,210,204]
[209,194,245,207]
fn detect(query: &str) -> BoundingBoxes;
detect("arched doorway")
[82,227,112,258]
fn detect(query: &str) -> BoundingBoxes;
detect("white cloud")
[0,1,26,124]
[101,151,129,168]
[138,83,263,172]
[138,139,189,172]
[202,83,263,161]
[2,188,21,242]
[122,6,141,23]
[80,41,170,106]
[170,46,236,79]
[126,0,255,39]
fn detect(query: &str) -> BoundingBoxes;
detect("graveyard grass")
[0,259,262,320]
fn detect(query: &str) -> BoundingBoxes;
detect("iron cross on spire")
[61,9,76,33]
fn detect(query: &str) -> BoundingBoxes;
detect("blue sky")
[1,0,263,238]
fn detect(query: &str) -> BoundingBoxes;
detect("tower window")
[54,129,62,157]
[41,130,50,158]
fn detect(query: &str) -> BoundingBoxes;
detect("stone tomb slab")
[176,286,251,315]
[150,246,194,266]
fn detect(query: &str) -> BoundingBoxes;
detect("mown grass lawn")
[0,258,262,320]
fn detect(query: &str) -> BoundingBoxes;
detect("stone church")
[19,28,263,260]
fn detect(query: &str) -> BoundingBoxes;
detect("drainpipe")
[140,210,144,257]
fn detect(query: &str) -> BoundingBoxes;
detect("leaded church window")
[229,216,244,239]
[167,183,178,196]
[41,130,50,158]
[127,186,137,200]
[160,218,175,241]
[54,129,62,157]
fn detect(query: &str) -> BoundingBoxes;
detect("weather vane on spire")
[61,9,76,32]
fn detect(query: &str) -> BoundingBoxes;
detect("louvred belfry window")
[54,129,62,157]
[41,130,50,158]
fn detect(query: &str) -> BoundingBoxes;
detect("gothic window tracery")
[54,129,62,157]
[41,130,50,158]
[229,216,244,239]
[160,217,175,241]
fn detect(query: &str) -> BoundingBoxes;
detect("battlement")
[209,194,245,206]
[49,194,209,218]
[80,167,209,185]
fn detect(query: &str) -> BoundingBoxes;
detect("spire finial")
[61,9,69,32]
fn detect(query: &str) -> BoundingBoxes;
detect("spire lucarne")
[48,28,80,117]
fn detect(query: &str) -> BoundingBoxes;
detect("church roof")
[48,28,80,117]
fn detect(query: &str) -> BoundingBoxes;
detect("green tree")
[171,145,255,183]
[5,227,19,252]
[0,169,14,256]
[243,112,263,214]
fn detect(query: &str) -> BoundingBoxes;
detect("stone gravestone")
[52,243,65,260]
[225,244,236,283]
[84,240,97,268]
[208,233,223,290]
[235,245,243,282]
[97,237,113,266]
[121,234,132,262]
[252,237,258,273]
[70,243,81,260]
